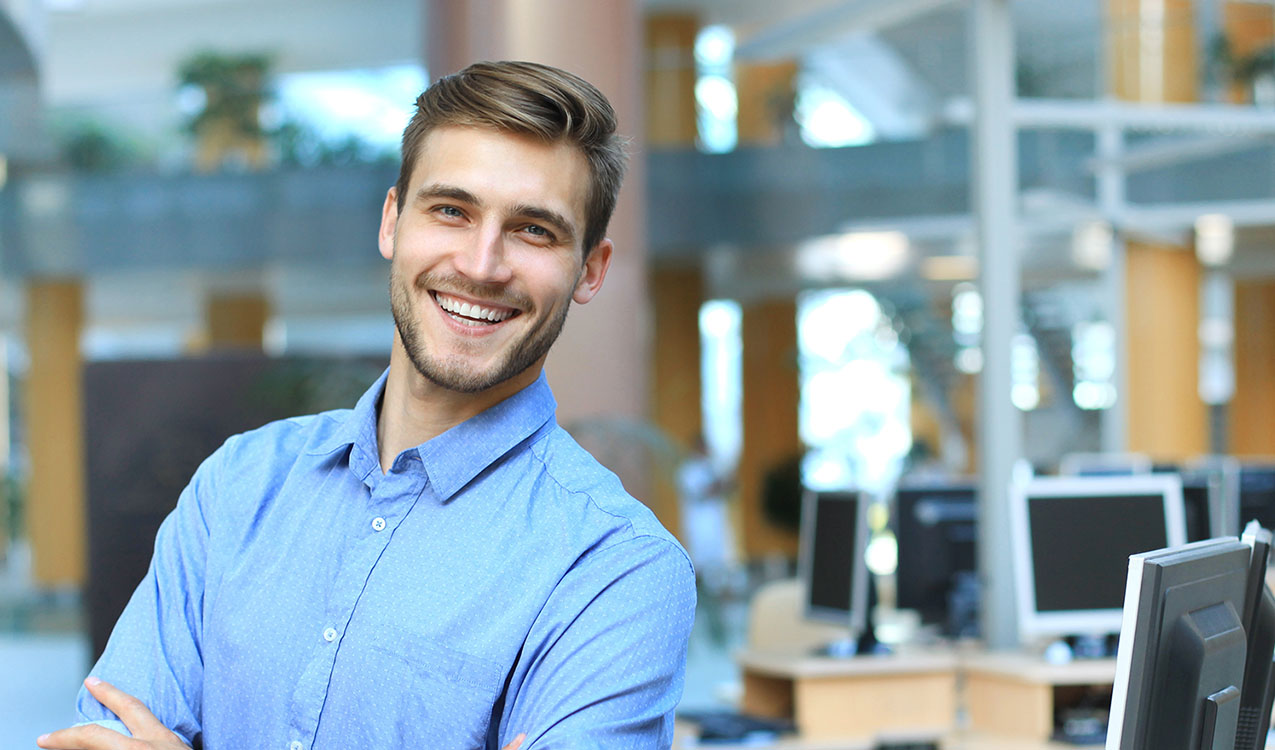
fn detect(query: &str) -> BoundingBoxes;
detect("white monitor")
[798,489,870,636]
[1010,474,1187,641]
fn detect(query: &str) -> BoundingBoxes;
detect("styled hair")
[395,60,628,255]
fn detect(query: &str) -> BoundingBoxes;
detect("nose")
[454,223,513,284]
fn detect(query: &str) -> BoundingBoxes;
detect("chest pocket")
[323,621,509,749]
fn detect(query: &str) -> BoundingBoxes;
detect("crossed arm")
[37,679,526,750]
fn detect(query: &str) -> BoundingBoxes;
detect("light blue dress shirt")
[77,369,697,749]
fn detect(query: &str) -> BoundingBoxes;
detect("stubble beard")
[389,265,573,394]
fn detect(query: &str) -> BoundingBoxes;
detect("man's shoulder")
[525,425,688,560]
[213,408,352,469]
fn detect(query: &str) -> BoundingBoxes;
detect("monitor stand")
[810,624,884,659]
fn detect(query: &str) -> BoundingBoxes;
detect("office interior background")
[4,0,1275,745]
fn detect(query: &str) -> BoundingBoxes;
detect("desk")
[737,647,959,742]
[961,652,1116,741]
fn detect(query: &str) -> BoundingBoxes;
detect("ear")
[378,187,399,261]
[573,238,613,304]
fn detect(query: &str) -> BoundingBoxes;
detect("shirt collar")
[311,368,558,500]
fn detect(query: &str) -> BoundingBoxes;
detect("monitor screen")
[1105,529,1274,750]
[1178,474,1211,543]
[1011,475,1187,640]
[798,489,869,633]
[893,480,977,635]
[1239,464,1275,532]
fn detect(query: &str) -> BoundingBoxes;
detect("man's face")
[378,125,612,396]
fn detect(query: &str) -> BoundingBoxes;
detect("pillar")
[1230,280,1275,456]
[24,279,86,587]
[738,299,801,560]
[1222,1,1275,104]
[645,11,702,543]
[1107,0,1198,103]
[648,267,705,540]
[1124,243,1207,460]
[1107,0,1207,462]
[205,292,270,351]
[645,12,700,148]
[735,61,799,146]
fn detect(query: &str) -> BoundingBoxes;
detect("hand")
[503,733,526,750]
[37,677,191,750]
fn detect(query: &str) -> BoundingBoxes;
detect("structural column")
[971,0,1022,649]
[644,11,703,543]
[203,292,270,351]
[737,299,801,560]
[1230,281,1275,455]
[1108,0,1207,461]
[24,279,86,587]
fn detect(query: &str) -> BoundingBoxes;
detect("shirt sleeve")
[497,534,697,749]
[74,440,227,745]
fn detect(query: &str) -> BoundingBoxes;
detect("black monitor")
[1106,523,1275,750]
[1239,464,1275,532]
[892,479,978,638]
[798,489,870,652]
[1180,472,1216,543]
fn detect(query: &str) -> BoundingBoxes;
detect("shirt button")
[371,517,387,532]
[290,742,303,750]
[323,627,337,642]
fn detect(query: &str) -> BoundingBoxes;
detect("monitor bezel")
[1010,474,1188,641]
[798,488,870,632]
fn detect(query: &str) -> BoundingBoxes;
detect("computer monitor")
[1011,474,1187,642]
[892,479,978,637]
[1059,452,1154,477]
[1105,524,1275,750]
[798,489,870,642]
[1177,457,1240,542]
[1239,464,1275,532]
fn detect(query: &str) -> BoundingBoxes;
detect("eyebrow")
[414,183,578,244]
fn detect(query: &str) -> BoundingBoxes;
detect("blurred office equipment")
[797,488,874,656]
[892,478,979,639]
[1009,474,1186,650]
[1106,523,1275,750]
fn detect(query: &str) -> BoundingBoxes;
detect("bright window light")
[796,82,874,148]
[798,289,910,494]
[700,299,742,473]
[276,64,427,151]
[694,25,737,153]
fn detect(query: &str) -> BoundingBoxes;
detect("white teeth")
[435,294,514,323]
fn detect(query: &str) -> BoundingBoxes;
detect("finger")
[502,732,527,750]
[83,678,172,740]
[37,722,131,749]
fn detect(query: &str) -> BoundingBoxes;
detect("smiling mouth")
[431,291,520,327]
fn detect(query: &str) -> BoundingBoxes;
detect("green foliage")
[270,119,397,168]
[177,51,275,137]
[2,473,22,542]
[55,119,142,172]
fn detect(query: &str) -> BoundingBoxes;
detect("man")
[39,60,696,750]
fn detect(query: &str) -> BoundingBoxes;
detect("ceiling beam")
[733,0,959,61]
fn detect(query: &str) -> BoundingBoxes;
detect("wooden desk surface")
[736,646,960,679]
[958,650,1117,686]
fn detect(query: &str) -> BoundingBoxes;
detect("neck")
[376,345,541,473]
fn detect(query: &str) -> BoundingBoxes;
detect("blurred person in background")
[39,60,695,750]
